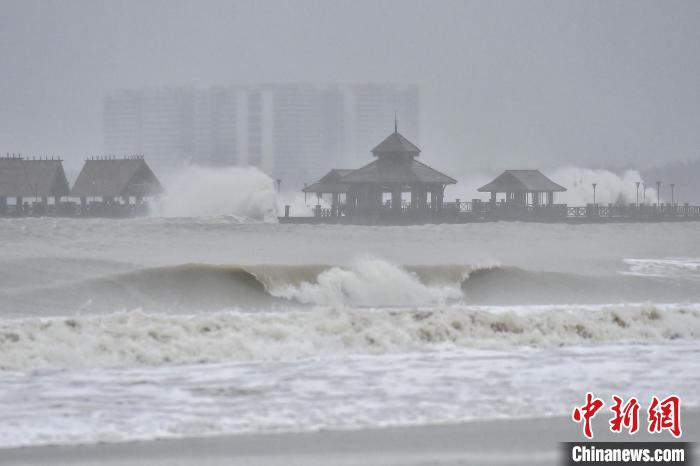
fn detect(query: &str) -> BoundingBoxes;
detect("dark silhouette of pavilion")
[303,122,456,220]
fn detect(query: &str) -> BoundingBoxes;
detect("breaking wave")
[1,304,699,371]
[5,257,700,315]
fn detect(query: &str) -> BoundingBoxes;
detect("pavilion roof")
[339,158,456,185]
[478,170,566,193]
[302,169,354,193]
[371,131,420,156]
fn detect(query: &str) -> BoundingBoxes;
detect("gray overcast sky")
[1,0,699,171]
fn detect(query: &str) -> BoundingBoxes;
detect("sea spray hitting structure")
[287,125,700,224]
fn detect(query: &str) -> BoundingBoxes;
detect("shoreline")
[2,411,697,466]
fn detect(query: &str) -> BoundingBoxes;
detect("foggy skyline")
[1,0,699,173]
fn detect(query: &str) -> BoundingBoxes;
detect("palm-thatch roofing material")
[478,170,566,193]
[71,158,163,198]
[0,158,70,198]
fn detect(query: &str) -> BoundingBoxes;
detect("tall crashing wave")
[151,165,278,221]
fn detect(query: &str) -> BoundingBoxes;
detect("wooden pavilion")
[478,170,566,207]
[302,125,457,219]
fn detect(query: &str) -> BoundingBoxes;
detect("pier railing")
[302,200,700,222]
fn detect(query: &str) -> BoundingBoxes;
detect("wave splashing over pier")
[152,165,278,221]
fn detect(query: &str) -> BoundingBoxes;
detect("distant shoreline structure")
[0,154,161,218]
[285,128,700,225]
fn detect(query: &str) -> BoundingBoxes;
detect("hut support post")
[16,197,23,215]
[80,197,87,215]
[0,197,6,215]
[547,191,554,206]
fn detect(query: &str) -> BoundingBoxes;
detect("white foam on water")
[0,343,698,448]
[1,303,699,372]
[264,257,467,307]
[623,257,700,280]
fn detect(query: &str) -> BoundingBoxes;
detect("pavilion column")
[0,197,6,215]
[532,192,539,207]
[16,197,23,214]
[374,186,383,213]
[391,187,401,213]
[436,186,444,211]
[80,197,87,215]
[547,191,554,206]
[332,193,339,216]
[410,187,417,209]
[490,192,496,206]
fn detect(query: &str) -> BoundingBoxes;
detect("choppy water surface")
[1,218,699,447]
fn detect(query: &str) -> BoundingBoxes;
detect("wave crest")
[1,304,698,371]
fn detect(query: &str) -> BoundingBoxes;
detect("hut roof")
[340,158,457,185]
[0,157,70,198]
[371,131,420,156]
[71,158,163,198]
[477,170,567,193]
[302,169,354,193]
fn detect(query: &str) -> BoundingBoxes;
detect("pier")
[284,131,700,225]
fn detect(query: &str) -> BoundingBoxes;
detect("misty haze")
[1,1,699,465]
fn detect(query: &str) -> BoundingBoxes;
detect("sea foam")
[1,303,698,371]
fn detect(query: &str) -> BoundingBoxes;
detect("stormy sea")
[0,213,699,448]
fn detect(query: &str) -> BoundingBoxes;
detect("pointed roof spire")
[394,111,398,133]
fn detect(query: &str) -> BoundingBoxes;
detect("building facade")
[104,83,419,186]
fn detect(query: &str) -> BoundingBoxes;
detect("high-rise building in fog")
[104,83,419,187]
[104,87,194,170]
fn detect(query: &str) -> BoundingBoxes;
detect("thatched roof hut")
[71,157,162,199]
[0,156,70,199]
